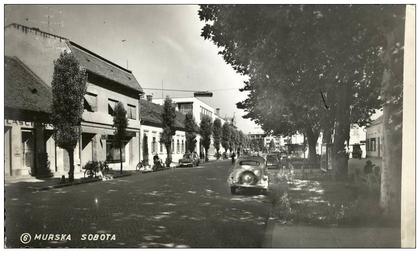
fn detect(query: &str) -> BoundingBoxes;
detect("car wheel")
[261,189,268,195]
[230,187,237,194]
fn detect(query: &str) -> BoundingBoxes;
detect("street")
[5,160,272,248]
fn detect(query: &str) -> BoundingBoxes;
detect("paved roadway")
[5,160,272,248]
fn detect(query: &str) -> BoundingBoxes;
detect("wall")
[366,122,383,158]
[140,124,186,166]
[5,24,70,86]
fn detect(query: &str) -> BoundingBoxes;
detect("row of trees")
[184,109,248,161]
[198,5,405,219]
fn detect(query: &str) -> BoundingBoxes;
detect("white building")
[152,97,227,158]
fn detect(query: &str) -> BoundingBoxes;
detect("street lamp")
[193,91,213,97]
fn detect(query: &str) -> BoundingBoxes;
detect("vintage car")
[178,153,200,167]
[227,156,269,194]
[266,154,280,169]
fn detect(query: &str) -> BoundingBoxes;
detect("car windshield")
[183,154,191,158]
[239,160,260,166]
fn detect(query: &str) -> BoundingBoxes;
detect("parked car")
[227,156,269,195]
[266,154,280,169]
[179,152,200,167]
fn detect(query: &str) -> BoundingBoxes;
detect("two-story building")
[5,23,143,177]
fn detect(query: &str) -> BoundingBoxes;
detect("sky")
[5,4,264,134]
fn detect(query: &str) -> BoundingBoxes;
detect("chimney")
[146,95,153,102]
[216,108,220,116]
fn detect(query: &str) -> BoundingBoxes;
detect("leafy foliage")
[161,96,176,166]
[212,118,222,153]
[200,115,213,161]
[221,122,231,152]
[184,112,198,153]
[198,5,391,166]
[113,102,128,173]
[50,51,86,181]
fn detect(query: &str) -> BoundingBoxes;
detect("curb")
[36,173,133,191]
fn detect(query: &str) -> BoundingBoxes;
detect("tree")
[229,126,237,152]
[221,122,231,153]
[113,102,128,174]
[161,96,176,167]
[185,112,198,153]
[199,5,384,176]
[268,139,276,152]
[212,118,222,157]
[50,51,86,182]
[200,115,213,161]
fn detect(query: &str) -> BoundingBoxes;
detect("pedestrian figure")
[364,160,374,174]
[231,151,236,164]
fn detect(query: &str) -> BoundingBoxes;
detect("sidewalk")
[264,168,401,248]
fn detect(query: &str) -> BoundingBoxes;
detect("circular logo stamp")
[20,233,32,244]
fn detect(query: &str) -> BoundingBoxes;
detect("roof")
[140,99,185,130]
[68,41,142,93]
[371,115,383,126]
[4,56,52,114]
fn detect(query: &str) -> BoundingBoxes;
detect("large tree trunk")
[379,11,405,221]
[166,145,172,167]
[332,83,351,180]
[306,127,320,162]
[68,148,74,182]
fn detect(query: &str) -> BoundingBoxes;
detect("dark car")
[179,153,200,167]
[227,156,269,194]
[266,154,280,169]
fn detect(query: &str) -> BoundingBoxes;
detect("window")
[171,139,174,154]
[159,133,163,153]
[127,104,137,120]
[84,93,97,112]
[106,136,126,163]
[371,138,376,151]
[152,137,157,153]
[200,106,213,120]
[181,140,184,153]
[108,99,118,116]
[177,139,180,153]
[178,103,193,115]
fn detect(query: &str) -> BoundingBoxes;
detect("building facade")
[366,115,383,158]
[139,98,187,166]
[152,97,227,158]
[5,23,143,178]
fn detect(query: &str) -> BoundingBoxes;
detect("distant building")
[139,98,186,166]
[5,23,143,178]
[152,97,227,158]
[366,115,383,158]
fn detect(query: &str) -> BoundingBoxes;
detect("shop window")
[106,135,126,163]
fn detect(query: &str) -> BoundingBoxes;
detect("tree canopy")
[113,102,128,173]
[50,51,86,181]
[184,112,198,153]
[199,5,389,166]
[161,96,176,166]
[200,115,213,161]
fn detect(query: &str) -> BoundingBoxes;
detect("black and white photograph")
[1,2,416,249]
